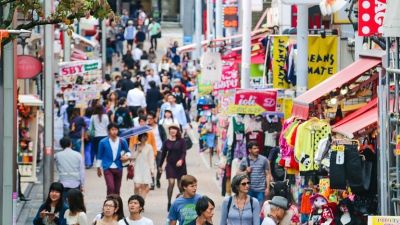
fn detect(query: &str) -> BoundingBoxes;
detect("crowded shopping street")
[1,0,400,225]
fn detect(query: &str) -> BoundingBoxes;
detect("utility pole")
[101,19,107,76]
[241,0,251,89]
[296,5,308,95]
[43,0,54,198]
[63,26,71,62]
[195,0,202,60]
[215,0,223,39]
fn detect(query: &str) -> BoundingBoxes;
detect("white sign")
[201,52,222,83]
[252,0,263,11]
[59,59,102,76]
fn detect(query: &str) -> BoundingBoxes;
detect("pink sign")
[234,89,277,112]
[358,0,386,36]
[213,60,240,92]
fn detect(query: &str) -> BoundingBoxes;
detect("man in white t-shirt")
[119,195,154,225]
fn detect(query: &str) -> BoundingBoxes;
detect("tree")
[0,0,113,36]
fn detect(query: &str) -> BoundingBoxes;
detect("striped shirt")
[240,155,270,192]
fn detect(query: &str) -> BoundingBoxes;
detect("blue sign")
[183,36,193,45]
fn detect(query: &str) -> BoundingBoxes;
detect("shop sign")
[59,59,102,76]
[234,89,277,112]
[227,104,265,115]
[272,36,290,89]
[198,74,213,96]
[250,64,265,89]
[308,36,338,89]
[17,55,42,79]
[368,216,400,225]
[213,60,240,93]
[358,0,386,36]
[223,6,238,28]
[201,52,222,83]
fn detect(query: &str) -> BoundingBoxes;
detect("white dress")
[132,144,155,185]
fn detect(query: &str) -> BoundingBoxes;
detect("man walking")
[127,82,147,118]
[148,19,161,50]
[147,112,166,188]
[97,123,130,195]
[239,141,272,205]
[160,94,188,129]
[55,137,85,199]
[261,196,288,225]
[168,175,201,225]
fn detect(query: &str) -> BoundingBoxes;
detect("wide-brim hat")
[270,196,289,210]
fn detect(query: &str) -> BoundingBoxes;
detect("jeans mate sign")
[213,60,240,92]
[234,90,277,112]
[358,0,386,36]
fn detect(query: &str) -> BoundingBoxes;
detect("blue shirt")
[168,194,201,225]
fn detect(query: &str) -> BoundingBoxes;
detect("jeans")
[150,35,158,49]
[104,168,123,195]
[71,138,82,153]
[249,190,265,205]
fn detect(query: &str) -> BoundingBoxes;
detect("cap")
[270,196,289,210]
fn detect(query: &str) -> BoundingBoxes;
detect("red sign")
[213,60,240,92]
[224,6,238,28]
[17,55,42,79]
[234,89,277,112]
[358,0,386,36]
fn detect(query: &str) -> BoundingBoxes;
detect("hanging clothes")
[294,118,331,174]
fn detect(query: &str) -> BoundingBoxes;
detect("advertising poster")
[228,89,277,115]
[308,36,338,88]
[213,60,240,94]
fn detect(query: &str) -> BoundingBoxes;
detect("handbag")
[156,31,161,38]
[184,133,193,150]
[126,145,137,180]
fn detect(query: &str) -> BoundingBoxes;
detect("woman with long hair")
[219,174,260,225]
[90,105,109,165]
[131,133,155,199]
[158,125,187,211]
[92,194,125,222]
[107,92,118,114]
[33,182,68,225]
[64,189,88,225]
[93,199,119,225]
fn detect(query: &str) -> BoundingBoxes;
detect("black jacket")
[146,88,162,114]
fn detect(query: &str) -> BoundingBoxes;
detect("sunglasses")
[240,182,251,186]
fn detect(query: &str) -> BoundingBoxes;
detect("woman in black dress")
[158,124,187,210]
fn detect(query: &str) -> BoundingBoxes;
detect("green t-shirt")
[149,22,161,36]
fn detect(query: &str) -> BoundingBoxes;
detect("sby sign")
[59,59,101,76]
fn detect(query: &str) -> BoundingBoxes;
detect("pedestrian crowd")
[35,7,297,225]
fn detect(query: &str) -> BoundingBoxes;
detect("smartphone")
[44,212,55,216]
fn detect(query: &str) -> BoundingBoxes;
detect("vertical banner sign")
[250,64,265,89]
[358,0,386,36]
[201,52,223,83]
[223,6,238,28]
[272,36,290,89]
[213,60,240,93]
[308,36,338,89]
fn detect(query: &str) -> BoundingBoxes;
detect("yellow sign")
[283,98,293,119]
[272,36,290,89]
[308,36,338,89]
[368,216,400,225]
[227,104,265,115]
[198,74,213,96]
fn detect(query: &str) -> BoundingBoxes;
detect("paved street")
[17,27,225,225]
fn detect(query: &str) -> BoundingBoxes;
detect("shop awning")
[333,98,377,128]
[332,106,377,138]
[292,57,381,119]
[18,95,43,106]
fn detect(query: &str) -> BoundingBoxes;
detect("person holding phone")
[33,182,68,225]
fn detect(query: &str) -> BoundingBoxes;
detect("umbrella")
[119,125,152,139]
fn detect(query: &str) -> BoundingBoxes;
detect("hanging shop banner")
[223,5,238,28]
[198,74,213,96]
[17,56,43,79]
[368,216,400,225]
[62,84,102,107]
[229,89,277,115]
[358,0,386,36]
[250,64,265,89]
[272,36,290,89]
[201,52,223,83]
[218,90,236,115]
[308,36,338,88]
[213,60,240,93]
[58,59,102,86]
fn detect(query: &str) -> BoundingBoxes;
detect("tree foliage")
[1,0,113,31]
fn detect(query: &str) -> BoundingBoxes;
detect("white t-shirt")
[118,217,154,225]
[64,210,89,225]
[261,216,277,225]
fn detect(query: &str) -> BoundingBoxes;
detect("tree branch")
[2,1,16,29]
[14,13,83,30]
[0,0,16,6]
